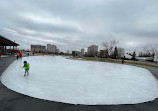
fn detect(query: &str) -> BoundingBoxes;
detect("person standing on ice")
[22,61,30,76]
[17,54,19,59]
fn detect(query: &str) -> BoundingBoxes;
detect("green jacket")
[23,64,29,70]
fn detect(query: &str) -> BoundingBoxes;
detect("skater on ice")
[22,61,30,76]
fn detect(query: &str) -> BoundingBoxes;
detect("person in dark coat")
[122,56,125,64]
[17,54,19,59]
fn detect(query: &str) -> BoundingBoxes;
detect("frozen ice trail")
[1,56,158,105]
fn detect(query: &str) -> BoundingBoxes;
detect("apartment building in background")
[31,45,46,53]
[87,45,98,57]
[81,49,85,55]
[47,44,59,54]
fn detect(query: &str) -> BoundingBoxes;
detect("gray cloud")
[0,0,158,52]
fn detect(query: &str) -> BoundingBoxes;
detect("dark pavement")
[0,56,158,111]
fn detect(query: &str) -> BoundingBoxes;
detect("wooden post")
[5,45,7,54]
[10,46,11,54]
[13,46,14,54]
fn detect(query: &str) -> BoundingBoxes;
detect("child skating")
[22,61,30,76]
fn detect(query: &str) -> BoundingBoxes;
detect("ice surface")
[1,56,158,105]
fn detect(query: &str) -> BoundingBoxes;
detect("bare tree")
[117,47,125,58]
[142,45,158,57]
[150,45,157,56]
[102,40,119,57]
[142,46,150,54]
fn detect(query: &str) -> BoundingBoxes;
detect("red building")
[98,50,108,58]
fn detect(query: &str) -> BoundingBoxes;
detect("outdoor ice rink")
[1,56,158,105]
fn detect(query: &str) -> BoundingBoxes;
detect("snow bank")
[1,56,158,105]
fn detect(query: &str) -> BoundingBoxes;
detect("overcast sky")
[0,0,158,52]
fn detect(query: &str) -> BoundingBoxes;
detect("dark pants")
[25,69,29,74]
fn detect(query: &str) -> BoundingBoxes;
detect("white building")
[87,45,98,57]
[47,44,52,52]
[154,52,158,62]
[56,49,60,53]
[124,53,132,59]
[31,45,46,53]
[81,49,85,55]
[47,44,57,53]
